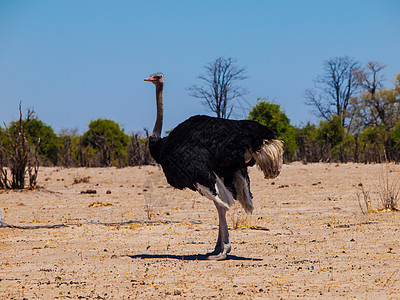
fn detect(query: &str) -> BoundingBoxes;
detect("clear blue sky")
[1,0,399,134]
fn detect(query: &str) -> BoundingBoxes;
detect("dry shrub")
[0,103,40,189]
[356,165,400,213]
[127,131,155,166]
[73,175,90,184]
[376,167,400,211]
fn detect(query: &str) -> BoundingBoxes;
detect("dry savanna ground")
[1,163,399,299]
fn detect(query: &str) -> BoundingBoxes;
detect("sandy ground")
[1,162,399,299]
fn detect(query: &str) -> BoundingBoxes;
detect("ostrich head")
[144,73,164,85]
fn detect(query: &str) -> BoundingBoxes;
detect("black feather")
[149,115,276,194]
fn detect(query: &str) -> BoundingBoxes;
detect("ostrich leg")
[207,202,231,260]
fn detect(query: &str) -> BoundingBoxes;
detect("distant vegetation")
[0,57,399,189]
[1,115,155,170]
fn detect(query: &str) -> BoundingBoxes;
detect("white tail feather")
[233,171,254,214]
[215,174,235,207]
[196,140,283,211]
[196,173,235,210]
[253,139,284,179]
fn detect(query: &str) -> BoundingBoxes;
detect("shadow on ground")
[126,254,262,261]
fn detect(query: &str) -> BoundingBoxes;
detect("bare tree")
[352,62,395,128]
[353,64,400,161]
[189,57,248,119]
[305,56,360,129]
[0,103,40,189]
[355,62,385,95]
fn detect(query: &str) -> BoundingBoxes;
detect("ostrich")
[144,73,283,260]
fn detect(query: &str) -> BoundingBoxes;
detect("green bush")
[248,99,298,161]
[359,125,388,162]
[316,115,344,149]
[25,118,60,165]
[82,119,129,167]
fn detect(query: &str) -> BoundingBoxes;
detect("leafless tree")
[305,56,360,129]
[353,63,400,161]
[0,103,40,189]
[352,62,398,128]
[355,61,385,95]
[188,57,248,119]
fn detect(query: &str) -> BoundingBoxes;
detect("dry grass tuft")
[230,208,254,229]
[375,167,400,211]
[356,165,400,213]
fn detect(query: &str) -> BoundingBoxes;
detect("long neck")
[152,83,164,138]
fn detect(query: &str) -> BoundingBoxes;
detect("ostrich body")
[144,73,283,260]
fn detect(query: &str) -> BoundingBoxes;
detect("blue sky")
[1,0,399,134]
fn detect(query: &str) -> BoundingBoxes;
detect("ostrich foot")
[207,243,231,260]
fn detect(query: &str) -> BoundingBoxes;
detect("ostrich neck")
[152,84,164,138]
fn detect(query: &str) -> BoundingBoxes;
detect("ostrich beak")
[144,77,156,82]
